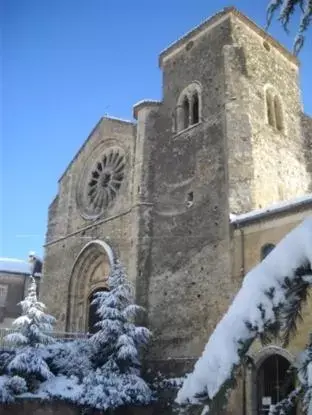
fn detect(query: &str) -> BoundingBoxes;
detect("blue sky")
[1,0,311,260]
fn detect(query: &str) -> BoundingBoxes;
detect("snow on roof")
[0,258,31,275]
[133,99,161,107]
[231,194,312,225]
[102,115,134,124]
[133,100,161,119]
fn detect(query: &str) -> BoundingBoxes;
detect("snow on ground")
[17,375,83,401]
[176,217,312,405]
[36,375,82,400]
[0,258,31,274]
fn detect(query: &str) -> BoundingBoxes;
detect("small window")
[191,92,199,125]
[274,95,283,131]
[265,88,284,132]
[186,191,194,207]
[266,91,275,127]
[183,96,190,129]
[0,285,8,297]
[261,243,275,260]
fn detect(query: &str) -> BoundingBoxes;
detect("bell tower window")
[274,95,283,131]
[176,82,202,133]
[183,96,190,129]
[191,92,199,125]
[265,87,284,132]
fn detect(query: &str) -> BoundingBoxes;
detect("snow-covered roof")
[133,100,161,119]
[0,258,31,275]
[101,115,134,124]
[231,194,312,226]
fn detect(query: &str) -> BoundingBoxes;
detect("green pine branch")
[266,0,312,55]
[280,264,312,347]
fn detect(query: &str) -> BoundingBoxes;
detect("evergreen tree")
[80,259,152,410]
[4,276,55,391]
[266,0,312,54]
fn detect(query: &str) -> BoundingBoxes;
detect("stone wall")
[228,15,310,213]
[145,16,233,361]
[40,8,312,415]
[41,117,137,331]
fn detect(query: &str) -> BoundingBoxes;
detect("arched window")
[183,96,190,130]
[260,243,275,260]
[176,82,201,133]
[265,87,284,132]
[257,354,295,414]
[88,288,108,334]
[191,92,199,125]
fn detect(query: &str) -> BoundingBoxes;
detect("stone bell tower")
[132,7,310,371]
[41,7,311,377]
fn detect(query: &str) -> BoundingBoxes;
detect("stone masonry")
[41,7,312,414]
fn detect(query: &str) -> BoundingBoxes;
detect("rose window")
[87,149,125,210]
[77,147,126,218]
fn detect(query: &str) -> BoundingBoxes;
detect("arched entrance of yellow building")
[256,352,296,414]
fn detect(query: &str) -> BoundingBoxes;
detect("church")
[41,7,312,414]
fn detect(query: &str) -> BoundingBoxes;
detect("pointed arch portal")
[66,240,114,333]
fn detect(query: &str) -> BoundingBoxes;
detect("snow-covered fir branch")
[176,217,312,411]
[5,277,55,348]
[3,277,55,392]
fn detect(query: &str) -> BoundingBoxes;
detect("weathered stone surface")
[41,8,312,415]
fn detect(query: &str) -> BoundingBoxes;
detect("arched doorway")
[87,288,108,334]
[257,354,296,414]
[66,240,114,333]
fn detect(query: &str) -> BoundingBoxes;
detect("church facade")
[41,7,312,414]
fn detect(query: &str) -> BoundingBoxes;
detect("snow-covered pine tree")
[80,259,153,410]
[4,276,56,391]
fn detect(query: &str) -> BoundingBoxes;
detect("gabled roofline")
[58,116,135,183]
[159,7,299,68]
